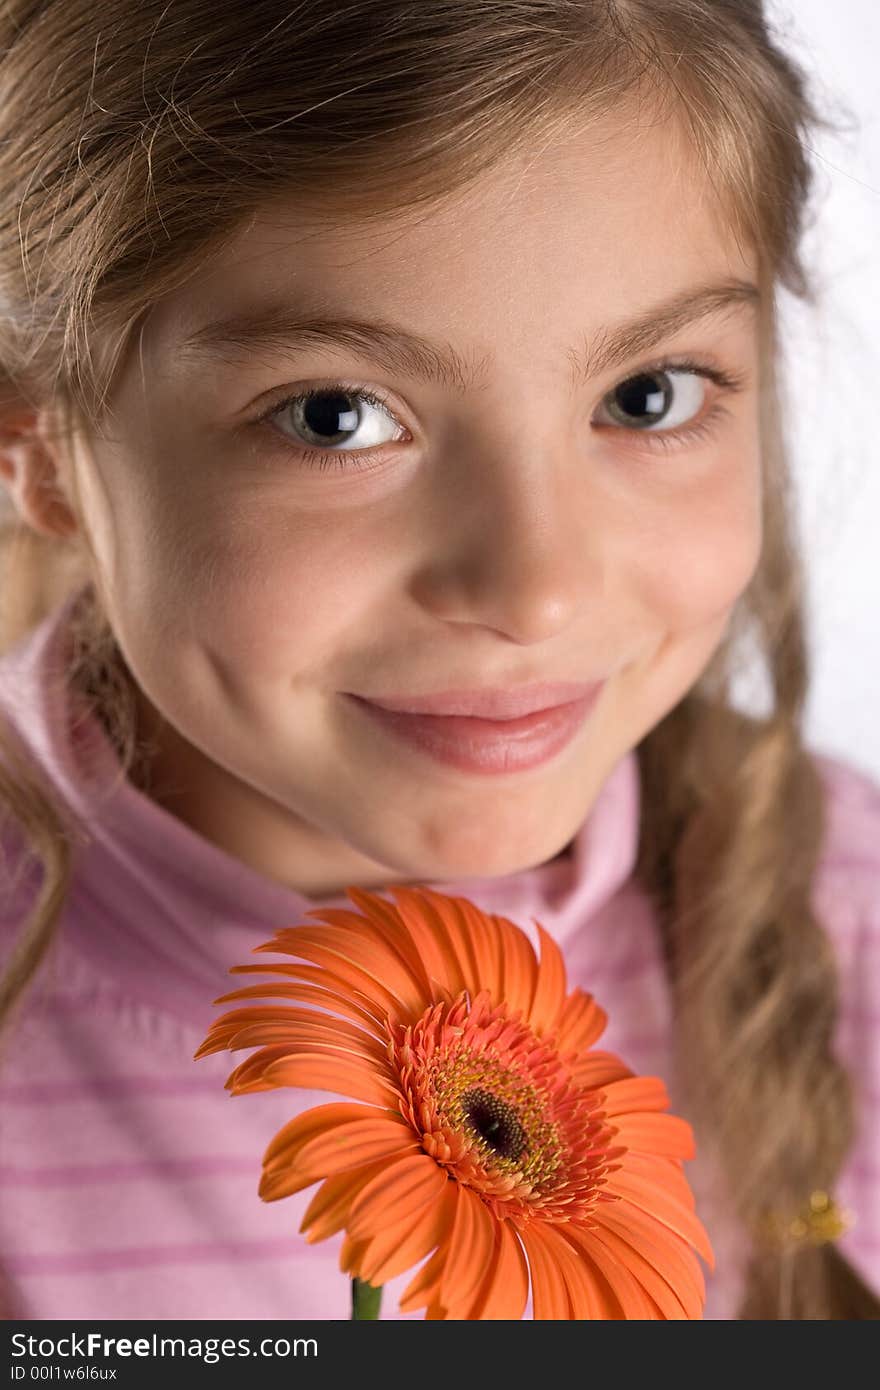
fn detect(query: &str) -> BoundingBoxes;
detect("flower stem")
[351,1277,383,1319]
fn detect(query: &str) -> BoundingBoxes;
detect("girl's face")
[69,111,762,899]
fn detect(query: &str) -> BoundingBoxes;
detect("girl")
[0,0,877,1321]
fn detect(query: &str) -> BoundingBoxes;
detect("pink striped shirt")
[0,586,878,1319]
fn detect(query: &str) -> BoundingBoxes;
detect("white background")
[752,1,880,782]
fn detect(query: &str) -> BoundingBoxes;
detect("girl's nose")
[409,431,606,645]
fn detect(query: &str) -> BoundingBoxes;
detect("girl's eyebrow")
[175,278,760,391]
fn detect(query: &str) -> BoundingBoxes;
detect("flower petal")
[249,940,401,1016]
[411,891,477,998]
[385,886,466,997]
[454,896,504,999]
[339,1233,370,1276]
[468,1219,530,1320]
[545,1228,625,1318]
[260,925,426,1018]
[224,1043,311,1093]
[438,1185,501,1317]
[554,987,609,1055]
[271,1116,417,1188]
[258,1167,326,1203]
[263,1102,391,1166]
[609,1111,696,1160]
[366,1199,455,1289]
[586,1212,703,1317]
[585,1223,692,1318]
[602,1169,715,1268]
[519,1222,572,1319]
[202,1013,387,1065]
[335,890,436,995]
[538,1220,638,1319]
[258,1105,378,1199]
[349,1157,453,1286]
[347,1153,447,1242]
[258,1052,401,1108]
[527,923,567,1035]
[228,961,387,1021]
[399,1248,448,1315]
[494,912,538,1021]
[300,1159,391,1242]
[567,1049,633,1089]
[624,1150,699,1207]
[211,980,386,1031]
[600,1076,673,1117]
[562,1224,662,1318]
[594,1199,706,1312]
[397,1185,458,1313]
[424,1298,449,1320]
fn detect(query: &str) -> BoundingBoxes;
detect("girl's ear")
[0,402,79,540]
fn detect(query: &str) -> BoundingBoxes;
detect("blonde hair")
[0,0,876,1319]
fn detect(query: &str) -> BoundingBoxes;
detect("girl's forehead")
[226,112,721,267]
[148,114,755,365]
[134,112,750,397]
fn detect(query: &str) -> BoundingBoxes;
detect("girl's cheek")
[628,455,763,629]
[157,511,386,670]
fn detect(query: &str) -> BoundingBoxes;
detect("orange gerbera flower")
[194,885,714,1319]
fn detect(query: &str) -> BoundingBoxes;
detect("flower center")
[461,1086,528,1163]
[390,990,618,1220]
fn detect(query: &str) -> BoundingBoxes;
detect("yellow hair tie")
[758,1191,853,1249]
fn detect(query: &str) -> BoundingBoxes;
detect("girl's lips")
[344,686,604,776]
[353,680,604,720]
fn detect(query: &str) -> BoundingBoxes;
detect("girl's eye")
[262,385,405,458]
[254,359,746,471]
[593,361,744,451]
